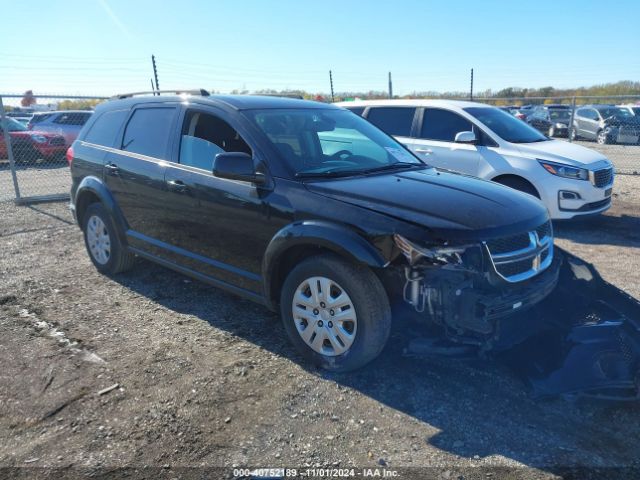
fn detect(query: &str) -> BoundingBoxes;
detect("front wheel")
[280,254,391,372]
[570,127,579,141]
[596,130,610,145]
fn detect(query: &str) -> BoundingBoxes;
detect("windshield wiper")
[360,162,421,174]
[295,162,421,179]
[295,169,364,179]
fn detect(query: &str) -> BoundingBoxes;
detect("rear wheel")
[82,203,135,275]
[280,254,391,372]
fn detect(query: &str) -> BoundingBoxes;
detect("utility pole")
[150,78,156,94]
[470,68,474,101]
[151,55,160,94]
[388,72,393,99]
[329,70,335,103]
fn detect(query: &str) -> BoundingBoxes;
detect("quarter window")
[84,109,129,147]
[179,111,252,171]
[366,107,416,137]
[346,107,365,116]
[122,107,176,159]
[421,108,473,142]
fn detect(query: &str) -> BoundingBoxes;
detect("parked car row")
[0,117,67,162]
[500,103,640,144]
[337,99,614,220]
[571,104,640,145]
[1,110,93,163]
[28,110,93,145]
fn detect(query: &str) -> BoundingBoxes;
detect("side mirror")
[454,131,477,144]
[213,152,266,185]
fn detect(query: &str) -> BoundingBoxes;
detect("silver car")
[27,110,93,146]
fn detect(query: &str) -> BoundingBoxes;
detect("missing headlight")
[393,234,469,266]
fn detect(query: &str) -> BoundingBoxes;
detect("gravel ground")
[0,177,639,479]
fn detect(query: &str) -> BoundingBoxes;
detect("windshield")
[464,107,549,143]
[2,117,28,132]
[248,108,423,176]
[549,110,571,121]
[599,107,634,120]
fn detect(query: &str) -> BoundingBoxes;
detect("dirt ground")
[1,175,639,479]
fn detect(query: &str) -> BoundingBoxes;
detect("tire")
[570,127,578,141]
[82,202,135,275]
[495,176,540,198]
[280,254,391,372]
[596,130,609,145]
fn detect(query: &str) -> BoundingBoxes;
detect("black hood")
[304,168,549,242]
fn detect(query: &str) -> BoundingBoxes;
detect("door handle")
[167,179,189,193]
[105,163,120,176]
[415,148,433,155]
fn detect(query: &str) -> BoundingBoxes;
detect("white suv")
[336,100,614,220]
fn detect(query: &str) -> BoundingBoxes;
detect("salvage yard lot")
[0,175,639,478]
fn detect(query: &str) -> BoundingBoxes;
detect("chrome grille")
[592,168,613,188]
[484,221,553,283]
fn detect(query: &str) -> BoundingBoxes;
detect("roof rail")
[110,89,210,100]
[252,93,304,100]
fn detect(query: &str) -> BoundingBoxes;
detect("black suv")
[527,105,573,138]
[69,90,559,372]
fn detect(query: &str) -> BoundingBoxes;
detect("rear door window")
[366,107,416,137]
[83,109,129,147]
[122,107,177,159]
[420,108,473,142]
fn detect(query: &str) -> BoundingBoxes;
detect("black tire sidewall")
[280,255,391,372]
[82,203,123,275]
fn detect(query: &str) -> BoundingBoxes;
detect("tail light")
[66,146,74,166]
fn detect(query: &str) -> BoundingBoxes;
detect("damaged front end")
[390,229,640,400]
[392,221,559,348]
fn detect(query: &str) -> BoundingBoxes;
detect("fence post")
[568,96,576,143]
[0,95,21,202]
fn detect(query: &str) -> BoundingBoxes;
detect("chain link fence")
[0,94,106,203]
[1,92,638,204]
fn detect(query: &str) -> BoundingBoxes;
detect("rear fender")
[74,176,128,245]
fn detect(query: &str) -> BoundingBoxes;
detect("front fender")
[262,220,389,309]
[74,176,128,245]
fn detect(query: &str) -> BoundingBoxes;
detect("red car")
[1,117,67,162]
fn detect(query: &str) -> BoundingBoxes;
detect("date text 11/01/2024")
[234,467,400,477]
